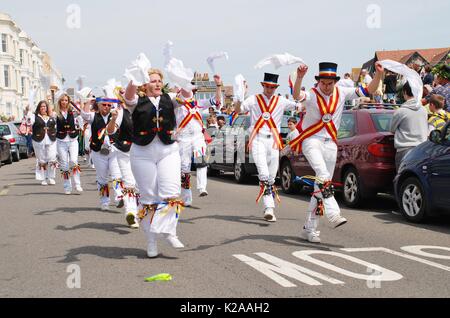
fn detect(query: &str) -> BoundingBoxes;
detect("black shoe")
[116,199,124,209]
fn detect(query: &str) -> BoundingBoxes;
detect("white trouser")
[32,140,57,181]
[131,137,181,243]
[130,137,181,205]
[57,139,81,191]
[178,133,208,205]
[251,133,280,210]
[115,148,138,215]
[91,149,122,206]
[302,136,341,232]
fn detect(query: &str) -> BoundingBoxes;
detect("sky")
[1,0,449,95]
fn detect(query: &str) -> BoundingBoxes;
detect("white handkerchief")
[207,51,229,74]
[163,40,174,66]
[233,74,246,103]
[165,58,195,91]
[379,60,423,102]
[124,53,151,86]
[255,53,305,70]
[103,78,122,99]
[77,87,93,102]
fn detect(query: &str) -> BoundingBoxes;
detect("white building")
[0,12,62,121]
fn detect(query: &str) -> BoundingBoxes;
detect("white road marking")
[400,246,450,260]
[341,247,450,272]
[233,253,344,287]
[292,250,403,282]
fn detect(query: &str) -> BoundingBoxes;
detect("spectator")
[384,71,398,103]
[422,64,434,85]
[360,69,372,85]
[390,82,428,171]
[423,63,450,111]
[20,106,34,156]
[338,73,355,88]
[427,95,449,132]
[286,117,300,143]
[217,115,227,130]
[207,115,218,129]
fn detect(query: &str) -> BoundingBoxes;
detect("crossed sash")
[289,87,340,153]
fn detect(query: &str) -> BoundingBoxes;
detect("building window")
[21,77,26,95]
[20,49,24,65]
[1,34,7,53]
[6,102,12,116]
[4,65,10,87]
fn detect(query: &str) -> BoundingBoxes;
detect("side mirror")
[429,129,442,144]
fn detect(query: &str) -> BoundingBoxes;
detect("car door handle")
[431,173,439,176]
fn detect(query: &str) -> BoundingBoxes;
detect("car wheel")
[234,162,248,184]
[12,147,20,162]
[280,160,297,194]
[5,151,13,165]
[20,150,28,159]
[342,167,363,208]
[399,177,428,223]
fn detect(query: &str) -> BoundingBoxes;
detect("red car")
[279,108,396,207]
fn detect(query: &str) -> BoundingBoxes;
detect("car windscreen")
[0,125,12,136]
[371,113,393,132]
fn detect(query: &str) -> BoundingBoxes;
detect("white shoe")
[165,234,184,249]
[41,180,48,186]
[264,208,277,222]
[101,204,110,211]
[75,186,83,193]
[300,229,321,243]
[147,240,158,258]
[65,190,72,195]
[330,215,348,228]
[48,179,56,185]
[130,223,139,229]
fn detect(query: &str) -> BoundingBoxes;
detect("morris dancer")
[28,101,58,186]
[55,94,83,195]
[175,75,223,206]
[290,62,383,243]
[234,73,301,222]
[106,88,139,229]
[125,68,189,258]
[81,97,122,211]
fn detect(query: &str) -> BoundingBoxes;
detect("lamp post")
[50,84,58,105]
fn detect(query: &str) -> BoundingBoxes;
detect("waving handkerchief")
[103,78,122,98]
[379,60,423,102]
[207,51,229,74]
[233,74,247,103]
[165,57,195,91]
[255,53,305,70]
[77,87,93,101]
[163,41,174,66]
[124,53,152,86]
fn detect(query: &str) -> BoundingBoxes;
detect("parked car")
[0,122,28,161]
[393,123,450,223]
[207,115,258,183]
[279,108,396,207]
[0,136,13,166]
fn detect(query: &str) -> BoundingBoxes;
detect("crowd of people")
[4,51,449,258]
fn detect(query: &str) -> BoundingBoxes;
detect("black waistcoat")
[90,113,112,152]
[56,112,78,140]
[32,115,57,142]
[131,94,176,146]
[111,109,133,153]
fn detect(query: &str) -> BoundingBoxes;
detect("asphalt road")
[0,157,449,298]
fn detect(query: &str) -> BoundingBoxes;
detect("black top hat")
[315,62,341,81]
[261,73,280,86]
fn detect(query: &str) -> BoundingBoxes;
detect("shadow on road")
[56,222,134,235]
[372,212,450,235]
[182,234,344,253]
[56,246,178,263]
[181,214,300,227]
[35,207,120,216]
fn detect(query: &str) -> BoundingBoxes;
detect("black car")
[394,122,450,223]
[0,136,13,166]
[207,115,258,183]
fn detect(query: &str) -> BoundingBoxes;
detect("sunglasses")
[102,103,113,107]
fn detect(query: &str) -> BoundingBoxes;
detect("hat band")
[318,71,338,77]
[262,82,279,86]
[96,98,121,104]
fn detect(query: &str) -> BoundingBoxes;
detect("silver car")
[0,122,28,162]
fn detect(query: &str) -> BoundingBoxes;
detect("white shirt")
[298,86,361,139]
[241,94,299,135]
[338,78,355,88]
